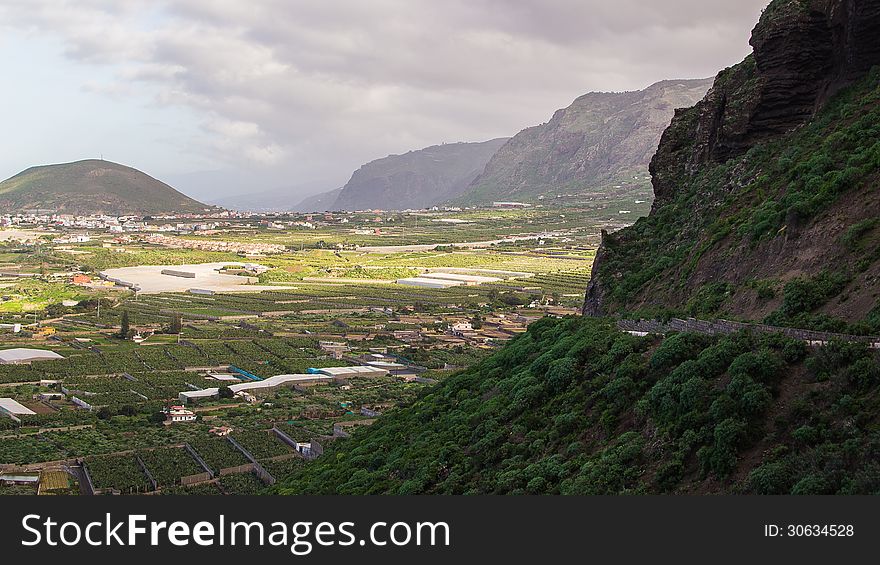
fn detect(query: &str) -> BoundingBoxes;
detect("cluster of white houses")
[177,365,389,404]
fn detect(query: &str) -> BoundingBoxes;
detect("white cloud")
[0,0,770,196]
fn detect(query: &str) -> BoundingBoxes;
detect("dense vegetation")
[279,316,880,494]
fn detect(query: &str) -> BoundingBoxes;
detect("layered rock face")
[652,0,880,209]
[457,79,711,206]
[332,139,509,211]
[586,0,880,318]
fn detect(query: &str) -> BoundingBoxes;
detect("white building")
[396,277,464,289]
[0,398,36,418]
[0,348,65,364]
[166,405,196,423]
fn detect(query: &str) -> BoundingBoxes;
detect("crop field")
[231,429,293,460]
[188,437,250,473]
[85,453,151,493]
[160,481,223,495]
[137,447,204,486]
[218,471,266,495]
[0,204,625,494]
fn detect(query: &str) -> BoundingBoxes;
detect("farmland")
[0,203,641,494]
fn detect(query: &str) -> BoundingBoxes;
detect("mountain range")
[296,139,509,212]
[293,80,710,212]
[455,78,712,205]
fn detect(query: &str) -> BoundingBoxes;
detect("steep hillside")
[454,79,712,205]
[586,0,880,334]
[280,316,880,494]
[333,139,509,211]
[0,160,212,215]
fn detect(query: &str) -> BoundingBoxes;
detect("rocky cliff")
[586,0,880,332]
[454,79,711,206]
[651,0,880,209]
[332,139,508,211]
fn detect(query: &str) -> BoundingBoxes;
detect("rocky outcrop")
[651,0,880,209]
[456,79,712,206]
[582,230,609,317]
[586,0,880,318]
[332,139,508,211]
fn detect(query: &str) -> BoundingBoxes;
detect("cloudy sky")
[0,0,769,203]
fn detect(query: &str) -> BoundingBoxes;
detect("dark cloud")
[0,0,770,197]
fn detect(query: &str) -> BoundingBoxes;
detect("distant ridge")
[291,187,343,213]
[0,159,214,215]
[331,139,509,211]
[454,78,713,205]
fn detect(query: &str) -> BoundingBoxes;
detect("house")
[71,273,92,285]
[166,405,196,423]
[209,426,233,436]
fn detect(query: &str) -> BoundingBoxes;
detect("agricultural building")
[178,388,220,403]
[206,374,241,382]
[189,288,216,295]
[0,398,36,418]
[0,348,64,364]
[314,366,389,378]
[161,269,196,278]
[229,374,334,394]
[0,474,39,486]
[396,277,464,289]
[365,360,407,370]
[179,372,342,403]
[419,272,501,285]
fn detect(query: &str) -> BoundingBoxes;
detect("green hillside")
[279,316,880,494]
[0,159,213,215]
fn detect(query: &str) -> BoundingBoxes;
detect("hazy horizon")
[0,0,769,204]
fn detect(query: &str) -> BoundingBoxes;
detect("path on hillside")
[617,317,880,348]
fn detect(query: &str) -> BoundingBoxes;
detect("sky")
[0,0,770,204]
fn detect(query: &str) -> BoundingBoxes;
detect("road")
[618,317,880,348]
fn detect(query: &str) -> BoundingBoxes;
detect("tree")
[149,411,167,424]
[219,385,234,399]
[119,310,130,339]
[471,313,483,330]
[168,314,183,334]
